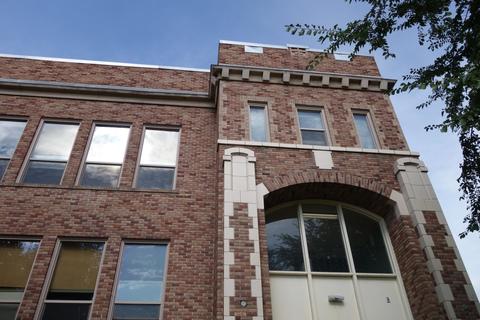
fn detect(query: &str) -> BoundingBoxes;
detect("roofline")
[0,53,210,73]
[219,40,368,57]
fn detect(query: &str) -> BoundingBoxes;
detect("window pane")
[353,113,377,148]
[140,129,179,166]
[41,303,90,320]
[31,123,78,161]
[304,217,349,272]
[266,205,304,271]
[343,209,392,273]
[115,244,167,303]
[47,242,104,301]
[298,110,324,129]
[250,106,267,142]
[301,130,327,146]
[0,159,8,179]
[0,120,26,158]
[136,167,174,190]
[301,203,337,214]
[0,240,39,299]
[0,303,19,320]
[23,161,66,185]
[113,304,160,320]
[86,125,130,163]
[80,164,121,188]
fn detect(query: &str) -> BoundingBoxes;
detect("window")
[0,119,27,180]
[80,124,130,188]
[0,239,39,319]
[249,105,268,142]
[353,112,378,149]
[111,243,167,320]
[22,121,79,185]
[297,109,328,146]
[40,241,104,320]
[136,128,179,190]
[267,202,403,320]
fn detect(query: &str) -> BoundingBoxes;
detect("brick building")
[0,40,478,320]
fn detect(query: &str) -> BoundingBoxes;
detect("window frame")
[352,110,380,149]
[0,236,41,320]
[248,103,270,142]
[77,122,132,188]
[108,241,170,320]
[0,117,28,181]
[18,119,80,185]
[35,238,106,320]
[133,126,181,191]
[295,106,331,146]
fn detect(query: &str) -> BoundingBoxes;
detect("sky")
[1,0,478,297]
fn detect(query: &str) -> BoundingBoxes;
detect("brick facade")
[0,41,478,320]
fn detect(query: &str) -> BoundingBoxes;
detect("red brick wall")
[0,57,209,92]
[0,95,217,319]
[218,81,408,150]
[218,43,381,76]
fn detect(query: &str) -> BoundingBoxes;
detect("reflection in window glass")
[304,217,349,272]
[343,208,392,273]
[41,241,104,320]
[249,106,268,142]
[113,244,167,320]
[0,239,39,320]
[23,122,79,185]
[136,129,178,190]
[266,205,304,271]
[80,125,130,188]
[298,110,328,146]
[353,113,377,149]
[0,120,27,179]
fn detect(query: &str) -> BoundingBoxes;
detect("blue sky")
[1,0,478,296]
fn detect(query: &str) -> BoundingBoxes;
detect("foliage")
[286,0,480,237]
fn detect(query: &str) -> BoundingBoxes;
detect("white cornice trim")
[218,139,420,156]
[0,53,210,73]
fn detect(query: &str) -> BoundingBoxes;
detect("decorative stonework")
[223,147,264,320]
[395,158,480,319]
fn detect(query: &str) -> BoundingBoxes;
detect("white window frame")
[248,104,270,142]
[0,117,28,181]
[35,239,106,320]
[77,122,131,188]
[108,241,169,320]
[0,237,41,320]
[133,126,180,190]
[18,119,80,185]
[296,106,331,146]
[352,110,380,149]
[267,200,413,320]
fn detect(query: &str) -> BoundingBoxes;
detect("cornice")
[211,64,396,92]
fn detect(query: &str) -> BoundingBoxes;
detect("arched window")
[266,201,412,320]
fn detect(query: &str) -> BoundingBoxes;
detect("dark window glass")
[300,130,327,146]
[343,209,392,273]
[249,106,267,141]
[80,164,121,188]
[0,159,8,180]
[304,217,349,272]
[113,304,159,320]
[353,113,377,149]
[23,161,66,185]
[266,205,304,271]
[136,167,175,189]
[46,242,104,301]
[41,303,90,320]
[0,304,19,320]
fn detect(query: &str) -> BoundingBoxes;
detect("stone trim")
[218,139,419,156]
[212,64,396,92]
[223,147,264,320]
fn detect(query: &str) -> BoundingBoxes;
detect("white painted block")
[251,279,262,297]
[224,297,230,316]
[224,239,230,252]
[256,183,268,210]
[224,216,229,228]
[224,279,235,297]
[224,161,232,175]
[418,235,434,249]
[454,259,466,272]
[232,162,247,176]
[248,176,256,191]
[432,270,444,284]
[257,297,264,316]
[427,258,443,273]
[224,174,232,190]
[442,301,456,320]
[313,150,334,169]
[435,284,454,303]
[248,203,258,217]
[247,162,255,176]
[241,191,257,203]
[232,176,248,191]
[255,265,262,280]
[249,229,259,241]
[224,264,230,279]
[252,216,259,229]
[233,154,247,163]
[224,227,235,240]
[224,251,234,265]
[254,240,260,254]
[224,202,234,216]
[250,252,260,266]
